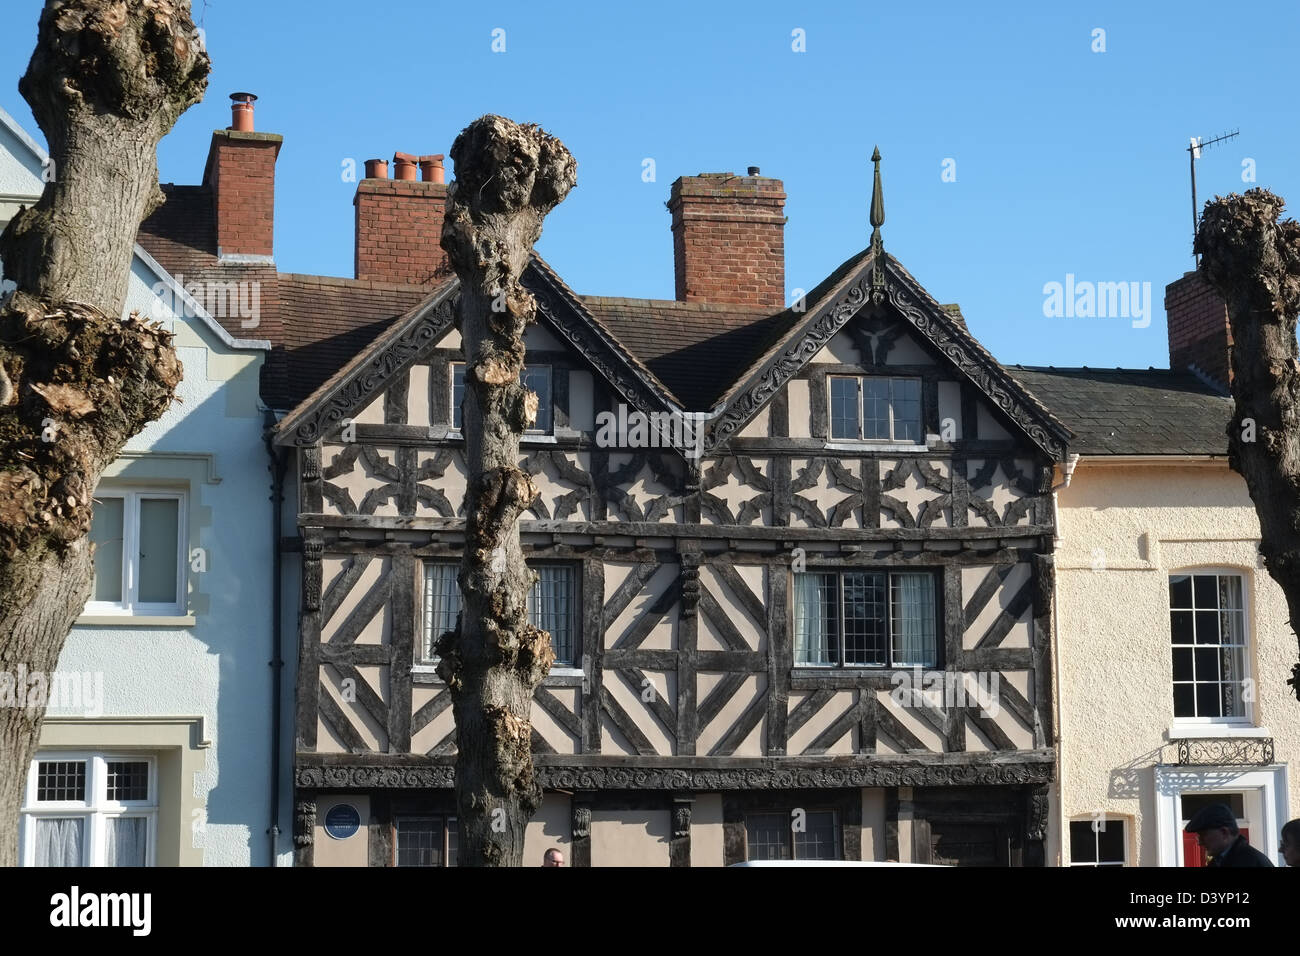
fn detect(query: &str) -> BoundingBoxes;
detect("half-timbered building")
[275,154,1075,867]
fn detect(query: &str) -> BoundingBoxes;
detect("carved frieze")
[295,758,1055,791]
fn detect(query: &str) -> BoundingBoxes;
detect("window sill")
[76,615,195,627]
[824,441,929,454]
[412,664,582,684]
[445,429,558,443]
[1167,725,1271,740]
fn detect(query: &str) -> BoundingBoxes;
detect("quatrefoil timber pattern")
[790,457,865,528]
[880,458,952,528]
[967,457,1037,527]
[701,456,772,525]
[602,452,688,523]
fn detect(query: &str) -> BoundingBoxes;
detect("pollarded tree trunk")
[1197,188,1300,701]
[0,0,208,866]
[435,115,576,866]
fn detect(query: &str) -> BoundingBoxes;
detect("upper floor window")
[746,809,840,861]
[86,489,185,617]
[829,375,921,442]
[1169,572,1249,721]
[794,570,938,668]
[422,560,578,666]
[21,754,157,867]
[452,362,553,434]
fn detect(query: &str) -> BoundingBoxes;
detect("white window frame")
[827,374,923,444]
[1167,567,1255,733]
[1067,815,1129,866]
[19,752,158,867]
[85,487,187,617]
[450,361,554,436]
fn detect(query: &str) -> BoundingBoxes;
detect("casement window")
[394,815,458,867]
[451,362,553,434]
[828,375,921,442]
[745,810,840,861]
[793,570,938,668]
[1169,572,1249,721]
[86,488,185,616]
[422,561,578,666]
[1069,818,1127,867]
[20,754,157,867]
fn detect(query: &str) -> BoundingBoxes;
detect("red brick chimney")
[667,170,786,309]
[354,151,450,285]
[1166,271,1232,388]
[203,93,282,261]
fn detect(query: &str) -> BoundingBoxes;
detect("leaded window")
[794,570,938,667]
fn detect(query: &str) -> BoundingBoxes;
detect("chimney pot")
[230,92,257,132]
[419,154,446,184]
[364,159,389,180]
[393,152,419,181]
[747,166,760,176]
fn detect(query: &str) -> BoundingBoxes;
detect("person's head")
[1280,819,1300,867]
[1184,804,1240,858]
[543,847,565,867]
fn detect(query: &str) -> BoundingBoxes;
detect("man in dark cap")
[1183,804,1273,867]
[1280,819,1300,867]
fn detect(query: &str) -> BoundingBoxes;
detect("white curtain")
[34,817,83,866]
[892,573,936,667]
[794,573,831,664]
[424,563,461,659]
[529,567,572,663]
[1218,575,1247,717]
[106,817,148,867]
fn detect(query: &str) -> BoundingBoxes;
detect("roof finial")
[869,146,886,300]
[869,146,885,246]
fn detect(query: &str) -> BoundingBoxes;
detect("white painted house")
[1,105,292,866]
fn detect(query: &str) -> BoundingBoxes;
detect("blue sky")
[2,0,1295,370]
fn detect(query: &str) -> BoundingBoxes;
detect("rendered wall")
[1055,460,1298,866]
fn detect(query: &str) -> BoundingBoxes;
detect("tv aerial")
[1188,129,1239,263]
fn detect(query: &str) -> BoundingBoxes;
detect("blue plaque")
[324,803,361,840]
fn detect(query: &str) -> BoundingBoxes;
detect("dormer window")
[451,362,552,434]
[829,375,921,442]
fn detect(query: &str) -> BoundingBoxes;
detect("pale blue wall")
[2,105,291,866]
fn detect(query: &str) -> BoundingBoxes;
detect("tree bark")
[435,115,576,866]
[0,0,208,866]
[1197,188,1300,701]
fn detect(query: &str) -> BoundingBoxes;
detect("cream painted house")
[2,105,292,866]
[1014,275,1297,867]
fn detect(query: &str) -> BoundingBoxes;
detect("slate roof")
[580,296,787,408]
[278,274,427,406]
[1007,366,1233,456]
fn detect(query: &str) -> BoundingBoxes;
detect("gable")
[276,258,681,447]
[710,252,1071,460]
[346,317,597,432]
